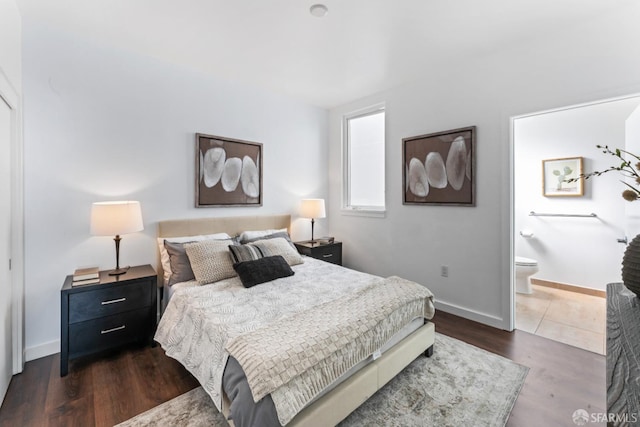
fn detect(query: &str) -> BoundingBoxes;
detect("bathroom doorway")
[512,95,640,354]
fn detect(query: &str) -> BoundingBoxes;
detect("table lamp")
[90,201,144,275]
[300,198,326,244]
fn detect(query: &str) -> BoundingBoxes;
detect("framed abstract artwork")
[542,157,583,197]
[403,126,476,206]
[195,133,263,207]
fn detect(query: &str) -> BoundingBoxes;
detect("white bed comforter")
[155,257,435,424]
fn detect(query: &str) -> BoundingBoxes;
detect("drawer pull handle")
[322,254,333,258]
[101,297,126,305]
[101,325,125,334]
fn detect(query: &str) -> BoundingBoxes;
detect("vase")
[622,234,640,296]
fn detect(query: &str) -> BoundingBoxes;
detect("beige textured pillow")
[156,233,231,285]
[253,237,304,266]
[184,239,236,284]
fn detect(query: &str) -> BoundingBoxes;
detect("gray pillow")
[240,231,295,248]
[233,255,294,288]
[164,240,195,286]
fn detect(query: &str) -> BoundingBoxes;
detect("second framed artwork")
[542,157,583,197]
[403,126,476,206]
[195,133,263,207]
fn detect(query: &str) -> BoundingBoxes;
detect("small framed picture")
[542,157,583,197]
[196,133,263,207]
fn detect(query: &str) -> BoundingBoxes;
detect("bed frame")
[157,214,435,426]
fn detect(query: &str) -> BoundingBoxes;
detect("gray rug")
[117,333,528,427]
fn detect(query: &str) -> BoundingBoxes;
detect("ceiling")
[15,0,629,108]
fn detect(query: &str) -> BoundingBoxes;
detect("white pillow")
[157,233,231,285]
[239,228,288,243]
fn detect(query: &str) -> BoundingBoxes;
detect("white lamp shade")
[90,201,144,236]
[300,199,326,219]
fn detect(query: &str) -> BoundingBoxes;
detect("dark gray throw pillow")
[233,255,294,288]
[164,240,196,286]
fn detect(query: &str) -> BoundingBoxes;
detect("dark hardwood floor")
[0,311,605,426]
[435,311,605,427]
[0,344,199,427]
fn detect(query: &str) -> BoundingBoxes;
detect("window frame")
[342,103,386,217]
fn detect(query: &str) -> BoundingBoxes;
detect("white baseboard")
[25,339,59,362]
[434,300,509,330]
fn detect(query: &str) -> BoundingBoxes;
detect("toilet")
[515,256,538,294]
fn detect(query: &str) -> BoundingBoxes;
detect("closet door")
[0,94,12,404]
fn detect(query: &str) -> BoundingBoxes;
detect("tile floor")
[516,284,606,355]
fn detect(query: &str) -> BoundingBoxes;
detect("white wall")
[328,3,640,329]
[22,23,329,359]
[514,98,640,291]
[0,0,21,90]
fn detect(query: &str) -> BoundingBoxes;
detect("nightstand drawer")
[68,308,151,357]
[312,245,340,263]
[68,280,153,323]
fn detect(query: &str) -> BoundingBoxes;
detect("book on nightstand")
[71,277,100,287]
[73,266,99,282]
[317,237,335,245]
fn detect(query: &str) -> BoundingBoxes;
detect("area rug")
[116,333,528,427]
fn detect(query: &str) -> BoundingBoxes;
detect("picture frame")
[195,133,263,207]
[402,126,476,206]
[542,157,583,197]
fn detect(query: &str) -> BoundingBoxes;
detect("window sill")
[340,208,386,218]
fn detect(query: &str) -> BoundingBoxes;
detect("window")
[343,105,386,214]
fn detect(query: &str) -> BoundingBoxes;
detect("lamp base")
[108,266,130,276]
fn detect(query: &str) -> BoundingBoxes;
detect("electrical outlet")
[441,265,448,277]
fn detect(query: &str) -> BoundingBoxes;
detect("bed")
[154,214,435,427]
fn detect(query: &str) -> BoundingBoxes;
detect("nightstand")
[294,241,342,266]
[60,264,157,376]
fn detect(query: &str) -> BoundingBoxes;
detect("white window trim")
[340,207,386,218]
[342,103,386,217]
